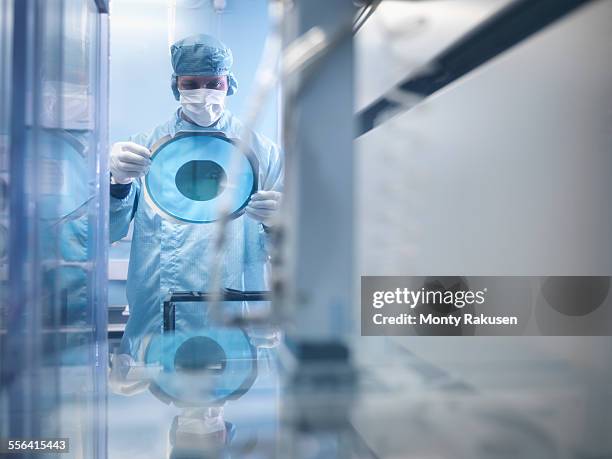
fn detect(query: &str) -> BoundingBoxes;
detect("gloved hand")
[110,141,151,184]
[245,191,282,227]
[109,352,159,396]
[247,325,282,349]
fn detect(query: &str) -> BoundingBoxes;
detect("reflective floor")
[101,336,612,459]
[4,335,612,458]
[108,348,279,459]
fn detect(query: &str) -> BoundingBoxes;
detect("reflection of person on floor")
[169,406,236,458]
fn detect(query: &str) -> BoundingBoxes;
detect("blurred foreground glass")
[0,0,108,457]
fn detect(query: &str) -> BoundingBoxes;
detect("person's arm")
[109,178,139,243]
[109,140,151,243]
[245,142,284,229]
[261,142,284,194]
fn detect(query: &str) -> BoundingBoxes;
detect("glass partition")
[0,1,108,457]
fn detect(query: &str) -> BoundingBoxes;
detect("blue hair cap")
[170,34,238,100]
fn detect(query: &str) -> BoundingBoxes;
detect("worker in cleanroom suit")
[109,34,282,394]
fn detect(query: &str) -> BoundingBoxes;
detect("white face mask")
[179,88,226,127]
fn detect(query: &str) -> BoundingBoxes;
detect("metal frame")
[94,0,108,14]
[278,1,358,455]
[163,288,271,332]
[3,1,109,455]
[357,0,595,136]
[151,289,263,406]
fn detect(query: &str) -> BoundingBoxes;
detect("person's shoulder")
[129,110,180,149]
[224,111,278,153]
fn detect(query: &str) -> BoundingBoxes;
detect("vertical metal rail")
[6,0,32,438]
[279,1,357,457]
[49,0,66,441]
[91,5,110,459]
[280,0,356,349]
